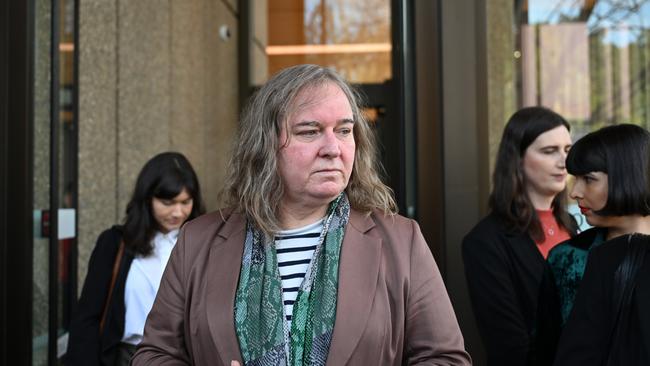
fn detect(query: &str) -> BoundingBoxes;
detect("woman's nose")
[569,182,582,200]
[170,204,183,217]
[319,131,341,157]
[558,151,567,168]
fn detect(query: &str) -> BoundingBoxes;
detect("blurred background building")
[3,0,650,364]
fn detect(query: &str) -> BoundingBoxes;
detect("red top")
[535,209,570,259]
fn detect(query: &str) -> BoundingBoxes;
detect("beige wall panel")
[77,0,119,287]
[33,2,52,358]
[253,0,268,46]
[486,0,516,180]
[222,0,238,15]
[251,0,269,84]
[168,0,239,211]
[170,0,206,182]
[76,0,240,289]
[251,41,269,86]
[201,1,239,210]
[117,0,172,215]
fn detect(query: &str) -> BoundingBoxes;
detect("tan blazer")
[132,209,471,365]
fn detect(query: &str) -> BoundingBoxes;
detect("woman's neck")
[527,190,555,210]
[606,215,650,240]
[278,202,328,230]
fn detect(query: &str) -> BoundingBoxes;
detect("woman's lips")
[579,205,589,214]
[314,169,340,175]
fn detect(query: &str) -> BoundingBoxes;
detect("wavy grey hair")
[220,64,397,235]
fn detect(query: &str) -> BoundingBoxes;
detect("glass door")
[55,0,78,361]
[32,0,78,364]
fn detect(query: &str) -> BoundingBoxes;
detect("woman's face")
[151,188,193,233]
[277,82,356,212]
[570,172,609,226]
[522,125,572,205]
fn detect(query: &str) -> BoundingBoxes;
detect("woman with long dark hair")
[65,152,205,366]
[462,106,577,365]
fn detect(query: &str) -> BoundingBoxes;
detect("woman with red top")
[462,106,578,366]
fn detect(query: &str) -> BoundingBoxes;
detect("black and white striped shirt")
[275,219,323,328]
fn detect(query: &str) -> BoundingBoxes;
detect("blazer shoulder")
[463,214,507,244]
[462,213,533,258]
[91,225,123,255]
[371,210,413,226]
[589,234,641,268]
[182,208,235,233]
[178,208,243,252]
[568,227,605,249]
[364,209,418,235]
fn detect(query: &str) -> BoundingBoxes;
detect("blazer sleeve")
[132,225,192,365]
[462,230,531,365]
[404,220,472,365]
[65,228,120,366]
[553,248,610,365]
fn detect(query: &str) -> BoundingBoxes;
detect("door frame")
[1,0,35,364]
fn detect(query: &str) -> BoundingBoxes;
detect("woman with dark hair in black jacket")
[553,124,650,365]
[65,152,205,366]
[462,106,577,365]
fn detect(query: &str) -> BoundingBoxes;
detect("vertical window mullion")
[48,0,60,363]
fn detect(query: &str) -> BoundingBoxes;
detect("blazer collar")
[327,210,382,366]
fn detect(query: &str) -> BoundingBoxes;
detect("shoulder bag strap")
[99,239,125,334]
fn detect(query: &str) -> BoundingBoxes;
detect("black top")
[65,226,135,366]
[462,213,558,366]
[554,234,650,365]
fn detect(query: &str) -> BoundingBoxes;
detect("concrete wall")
[78,0,239,286]
[33,3,52,363]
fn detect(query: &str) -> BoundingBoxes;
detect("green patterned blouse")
[547,227,607,325]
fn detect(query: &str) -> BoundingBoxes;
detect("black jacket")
[462,213,559,366]
[554,234,650,365]
[65,226,135,366]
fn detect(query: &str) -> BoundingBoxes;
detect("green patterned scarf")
[235,194,349,366]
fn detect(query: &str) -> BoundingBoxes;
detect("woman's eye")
[298,130,318,136]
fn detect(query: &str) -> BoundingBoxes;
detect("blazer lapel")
[205,211,245,366]
[327,210,382,366]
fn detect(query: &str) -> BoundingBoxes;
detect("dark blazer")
[462,213,557,366]
[554,234,650,365]
[132,208,472,366]
[65,226,135,366]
